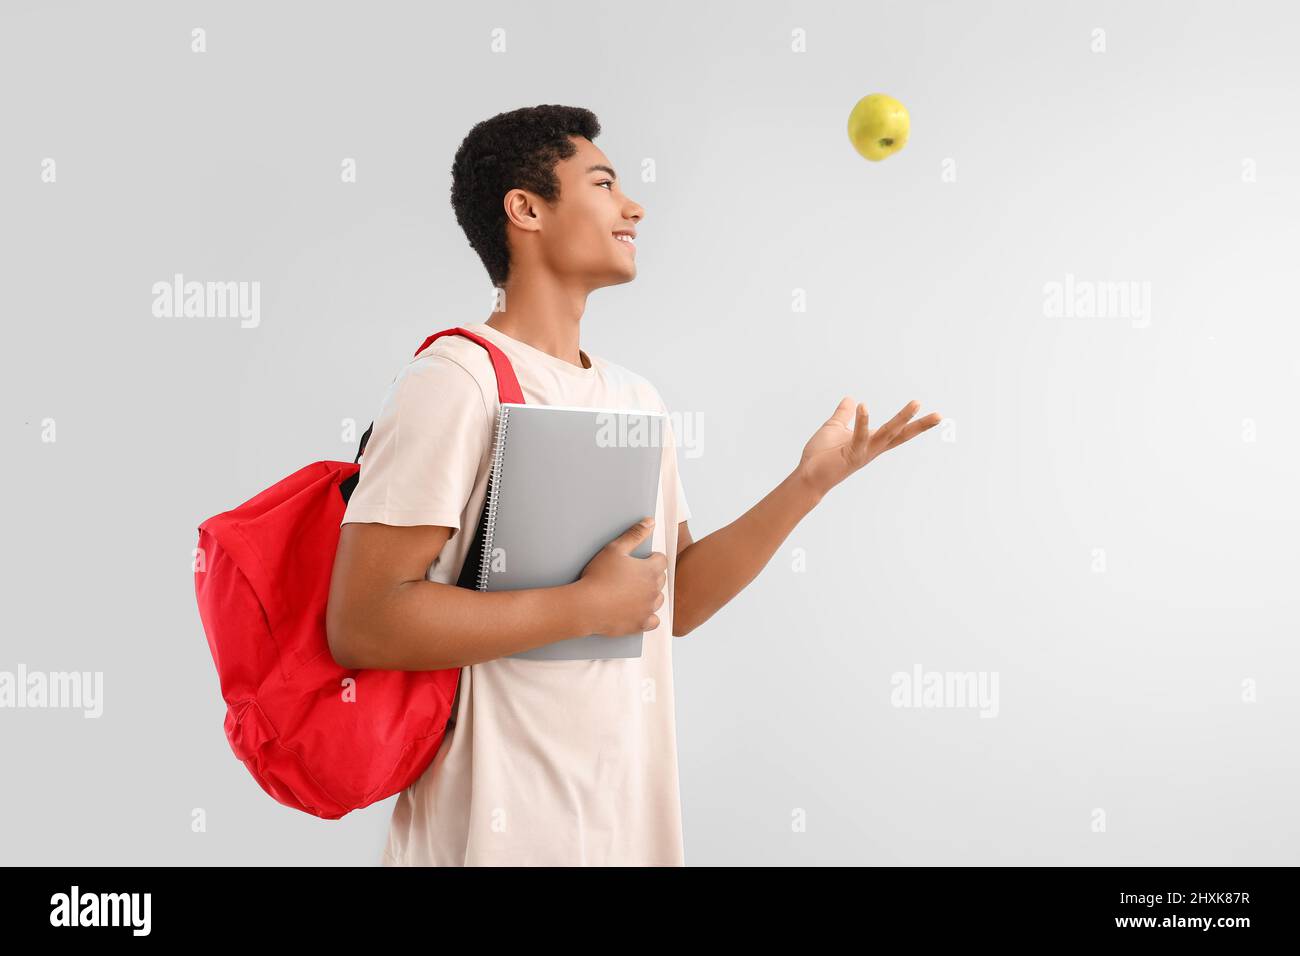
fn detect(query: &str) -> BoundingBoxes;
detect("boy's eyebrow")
[586,164,617,180]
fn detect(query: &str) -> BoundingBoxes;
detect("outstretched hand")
[796,397,941,498]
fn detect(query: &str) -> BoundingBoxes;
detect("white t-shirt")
[341,321,691,865]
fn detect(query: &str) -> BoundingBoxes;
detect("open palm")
[797,397,941,497]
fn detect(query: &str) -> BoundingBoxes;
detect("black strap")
[454,475,494,591]
[338,418,489,593]
[354,422,373,464]
[338,421,375,505]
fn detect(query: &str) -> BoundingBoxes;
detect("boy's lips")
[613,232,636,255]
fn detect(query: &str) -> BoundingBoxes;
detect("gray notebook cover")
[475,403,667,661]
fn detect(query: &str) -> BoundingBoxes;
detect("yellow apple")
[847,93,910,162]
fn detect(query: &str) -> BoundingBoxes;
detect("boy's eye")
[598,179,614,190]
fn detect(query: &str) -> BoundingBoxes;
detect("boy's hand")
[577,517,669,637]
[796,397,941,498]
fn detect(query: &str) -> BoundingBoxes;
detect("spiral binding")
[476,405,512,591]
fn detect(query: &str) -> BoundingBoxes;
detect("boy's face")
[509,136,644,288]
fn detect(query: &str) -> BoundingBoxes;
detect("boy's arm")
[671,397,940,637]
[327,515,667,670]
[326,522,596,670]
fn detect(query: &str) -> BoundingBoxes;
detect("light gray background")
[3,1,1296,865]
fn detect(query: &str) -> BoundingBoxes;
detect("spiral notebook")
[475,402,668,661]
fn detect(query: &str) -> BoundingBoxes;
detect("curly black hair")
[450,104,602,288]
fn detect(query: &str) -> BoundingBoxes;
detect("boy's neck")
[486,279,590,369]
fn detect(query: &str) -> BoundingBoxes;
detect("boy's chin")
[594,264,637,287]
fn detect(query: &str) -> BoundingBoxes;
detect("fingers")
[886,411,943,450]
[849,401,871,464]
[612,516,656,553]
[834,394,941,462]
[825,396,857,431]
[871,399,921,449]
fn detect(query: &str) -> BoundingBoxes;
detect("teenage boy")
[326,104,940,866]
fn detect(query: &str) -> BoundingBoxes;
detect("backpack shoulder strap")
[352,327,525,464]
[411,327,525,406]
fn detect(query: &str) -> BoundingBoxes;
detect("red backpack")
[193,327,524,819]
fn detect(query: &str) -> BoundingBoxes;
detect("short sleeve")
[341,354,492,531]
[654,387,691,524]
[673,461,692,522]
